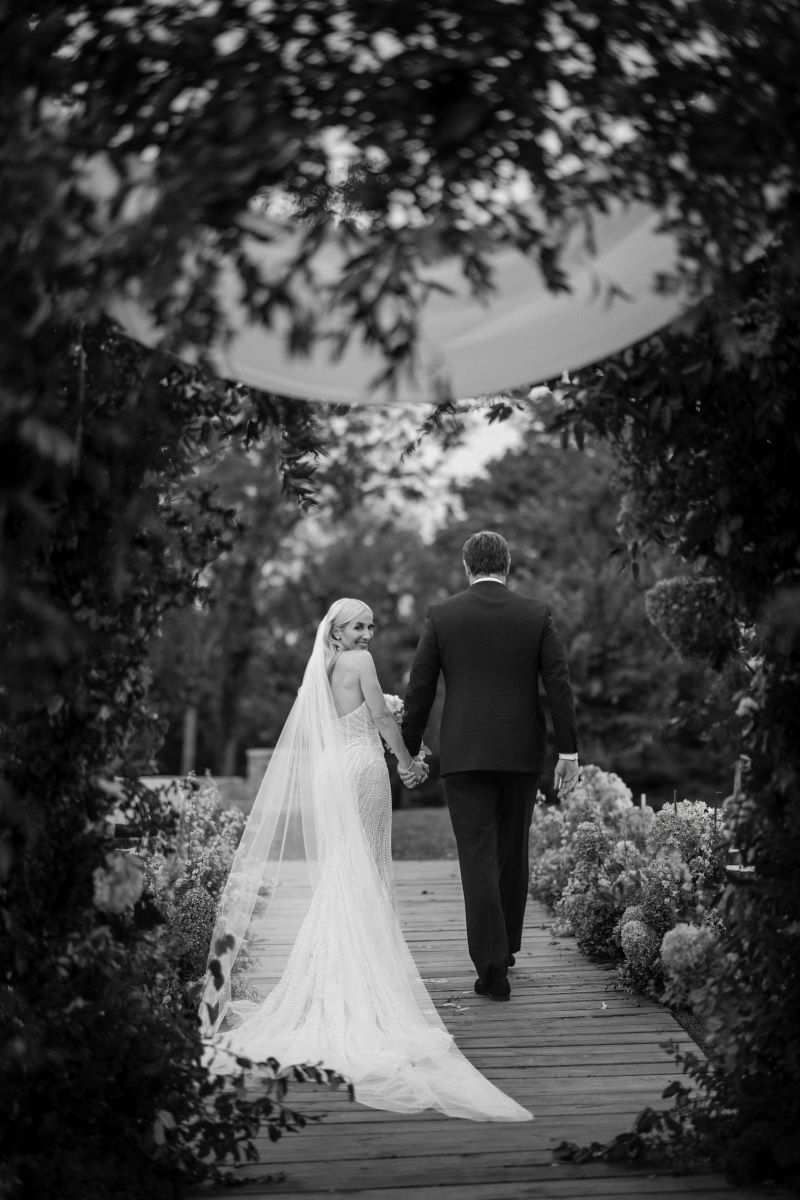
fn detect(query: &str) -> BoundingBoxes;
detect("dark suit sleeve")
[401,608,441,756]
[540,611,578,754]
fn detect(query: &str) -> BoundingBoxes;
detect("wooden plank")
[194,861,787,1200]
[204,1183,781,1200]
[223,1151,725,1190]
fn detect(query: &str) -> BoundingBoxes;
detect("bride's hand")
[399,758,427,788]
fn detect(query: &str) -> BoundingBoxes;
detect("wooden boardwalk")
[201,861,777,1199]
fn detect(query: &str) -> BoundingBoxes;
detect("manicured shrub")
[660,922,724,1009]
[645,577,741,668]
[620,918,662,992]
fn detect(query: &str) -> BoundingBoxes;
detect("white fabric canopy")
[110,201,685,405]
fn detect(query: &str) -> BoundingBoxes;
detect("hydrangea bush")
[530,767,729,998]
[620,916,663,992]
[140,777,246,1006]
[660,922,726,1009]
[530,766,652,957]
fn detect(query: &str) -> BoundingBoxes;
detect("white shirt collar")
[471,575,506,585]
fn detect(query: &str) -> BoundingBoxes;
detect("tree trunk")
[221,736,237,777]
[181,706,198,776]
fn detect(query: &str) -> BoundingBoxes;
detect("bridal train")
[200,601,531,1123]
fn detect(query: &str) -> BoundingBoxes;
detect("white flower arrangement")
[382,692,432,762]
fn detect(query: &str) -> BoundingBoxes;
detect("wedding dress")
[199,606,531,1122]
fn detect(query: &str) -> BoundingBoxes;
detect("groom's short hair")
[463,531,510,576]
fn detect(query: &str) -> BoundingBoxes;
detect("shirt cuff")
[558,752,579,761]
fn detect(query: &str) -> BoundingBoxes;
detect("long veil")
[199,607,532,1122]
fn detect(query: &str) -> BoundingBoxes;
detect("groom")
[402,530,579,1001]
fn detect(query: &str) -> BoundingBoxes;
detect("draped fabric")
[199,613,532,1122]
[109,201,684,405]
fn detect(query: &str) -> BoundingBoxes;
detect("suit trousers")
[444,770,539,986]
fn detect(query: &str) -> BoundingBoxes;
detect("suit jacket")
[402,582,578,775]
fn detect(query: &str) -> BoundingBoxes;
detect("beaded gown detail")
[342,701,395,894]
[205,653,531,1120]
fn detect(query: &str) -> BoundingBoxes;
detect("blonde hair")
[322,598,373,672]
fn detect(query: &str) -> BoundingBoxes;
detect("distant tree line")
[148,404,735,807]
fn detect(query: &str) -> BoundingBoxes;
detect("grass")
[391,805,458,860]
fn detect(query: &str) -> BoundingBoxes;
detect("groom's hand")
[554,759,579,798]
[413,755,429,783]
[409,757,428,786]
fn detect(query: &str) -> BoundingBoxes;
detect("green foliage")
[660,923,725,1010]
[169,778,246,900]
[558,253,800,617]
[164,886,218,986]
[0,914,329,1199]
[4,2,800,1191]
[530,765,651,957]
[531,779,729,996]
[524,806,573,911]
[140,778,246,999]
[148,408,732,802]
[550,248,800,1185]
[390,807,458,860]
[434,419,733,797]
[557,1043,800,1186]
[147,407,448,777]
[553,1045,737,1173]
[147,439,311,776]
[619,917,663,993]
[5,0,798,386]
[645,577,742,668]
[0,327,325,1198]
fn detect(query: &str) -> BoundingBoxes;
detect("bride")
[199,598,531,1122]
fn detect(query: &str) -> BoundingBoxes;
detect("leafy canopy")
[7,0,799,378]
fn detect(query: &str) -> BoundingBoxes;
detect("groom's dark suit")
[402,581,577,990]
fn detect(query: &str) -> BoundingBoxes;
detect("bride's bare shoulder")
[340,648,373,668]
[331,648,372,679]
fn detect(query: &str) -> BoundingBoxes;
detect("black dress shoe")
[474,977,511,1001]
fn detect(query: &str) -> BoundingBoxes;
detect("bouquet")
[383,693,431,762]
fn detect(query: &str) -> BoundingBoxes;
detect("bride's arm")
[355,651,417,773]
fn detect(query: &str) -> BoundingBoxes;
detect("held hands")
[399,754,429,789]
